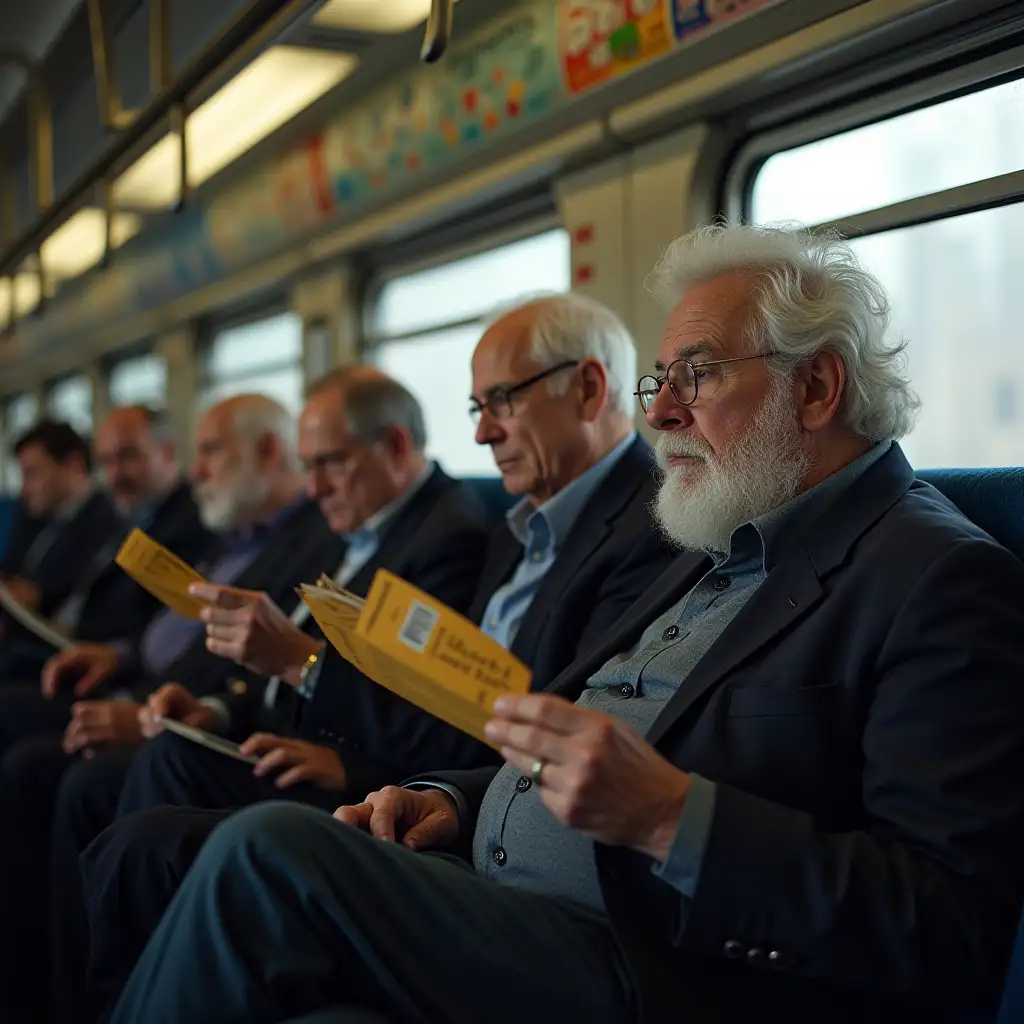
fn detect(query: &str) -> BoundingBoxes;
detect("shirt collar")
[506,433,637,553]
[342,461,436,547]
[715,440,894,573]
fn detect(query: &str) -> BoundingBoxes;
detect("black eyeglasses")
[470,361,577,423]
[634,352,777,412]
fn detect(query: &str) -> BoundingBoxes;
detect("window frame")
[362,214,565,351]
[724,53,1024,239]
[197,298,302,394]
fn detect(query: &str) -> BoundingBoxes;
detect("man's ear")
[794,348,845,433]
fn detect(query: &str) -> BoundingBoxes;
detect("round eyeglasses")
[634,352,777,413]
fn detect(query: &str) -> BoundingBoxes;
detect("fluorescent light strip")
[115,46,358,210]
[0,274,41,324]
[41,208,142,280]
[313,0,452,34]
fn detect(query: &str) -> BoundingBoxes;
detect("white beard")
[195,462,271,533]
[653,377,813,553]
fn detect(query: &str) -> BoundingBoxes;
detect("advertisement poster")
[322,5,563,212]
[559,0,675,96]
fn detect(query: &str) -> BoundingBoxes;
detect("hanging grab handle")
[421,0,453,63]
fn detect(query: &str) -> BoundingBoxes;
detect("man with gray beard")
[108,224,1024,1024]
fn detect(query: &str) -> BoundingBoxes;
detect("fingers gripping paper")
[300,570,531,748]
[115,528,208,620]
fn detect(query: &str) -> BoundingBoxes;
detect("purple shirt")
[125,499,304,680]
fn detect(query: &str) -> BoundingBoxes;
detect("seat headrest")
[916,468,1024,563]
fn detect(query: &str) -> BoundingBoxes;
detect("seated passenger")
[0,421,122,676]
[75,294,675,1020]
[105,225,1024,1024]
[0,393,338,1023]
[3,406,212,680]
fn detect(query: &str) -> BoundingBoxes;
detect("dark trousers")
[0,681,74,757]
[117,730,342,817]
[81,732,349,1017]
[0,734,133,1023]
[106,802,633,1024]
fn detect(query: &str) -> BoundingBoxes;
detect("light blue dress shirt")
[479,434,638,650]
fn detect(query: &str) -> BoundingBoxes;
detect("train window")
[370,229,572,476]
[752,78,1024,226]
[746,78,1024,469]
[109,354,168,408]
[200,311,304,415]
[48,375,93,435]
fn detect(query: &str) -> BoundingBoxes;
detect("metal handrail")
[0,0,322,279]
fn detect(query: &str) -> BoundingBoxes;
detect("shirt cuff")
[650,773,717,898]
[404,781,467,825]
[198,697,231,734]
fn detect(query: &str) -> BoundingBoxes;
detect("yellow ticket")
[302,570,531,748]
[115,528,208,620]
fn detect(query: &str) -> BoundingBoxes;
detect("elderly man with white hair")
[108,224,1024,1024]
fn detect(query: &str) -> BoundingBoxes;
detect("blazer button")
[746,947,766,967]
[492,847,507,866]
[662,624,679,641]
[768,950,794,970]
[713,576,730,591]
[619,683,635,698]
[515,776,532,793]
[723,939,745,959]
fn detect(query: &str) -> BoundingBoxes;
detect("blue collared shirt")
[479,434,637,651]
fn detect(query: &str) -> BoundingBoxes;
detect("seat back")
[996,906,1024,1023]
[916,467,1024,563]
[463,476,516,526]
[0,496,17,563]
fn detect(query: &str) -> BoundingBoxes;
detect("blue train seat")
[463,476,516,526]
[0,496,17,564]
[917,467,1024,563]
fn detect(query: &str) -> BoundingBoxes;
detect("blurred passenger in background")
[0,392,338,1024]
[0,421,121,675]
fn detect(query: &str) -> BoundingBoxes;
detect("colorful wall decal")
[559,0,676,96]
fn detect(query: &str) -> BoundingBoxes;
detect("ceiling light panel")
[0,274,42,324]
[313,0,457,34]
[115,46,357,209]
[41,208,141,279]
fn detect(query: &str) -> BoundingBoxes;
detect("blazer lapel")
[546,550,709,698]
[469,530,522,624]
[513,436,654,657]
[345,466,451,596]
[644,443,918,748]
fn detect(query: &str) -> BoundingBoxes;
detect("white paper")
[0,583,73,650]
[156,717,260,765]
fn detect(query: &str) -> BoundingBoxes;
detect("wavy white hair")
[646,222,920,442]
[487,292,637,416]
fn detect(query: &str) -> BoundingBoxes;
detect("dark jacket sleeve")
[313,517,495,800]
[629,539,1024,1009]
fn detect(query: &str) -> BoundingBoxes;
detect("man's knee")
[201,802,357,878]
[119,731,210,811]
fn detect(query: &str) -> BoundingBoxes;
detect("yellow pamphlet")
[115,528,208,620]
[301,569,531,747]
